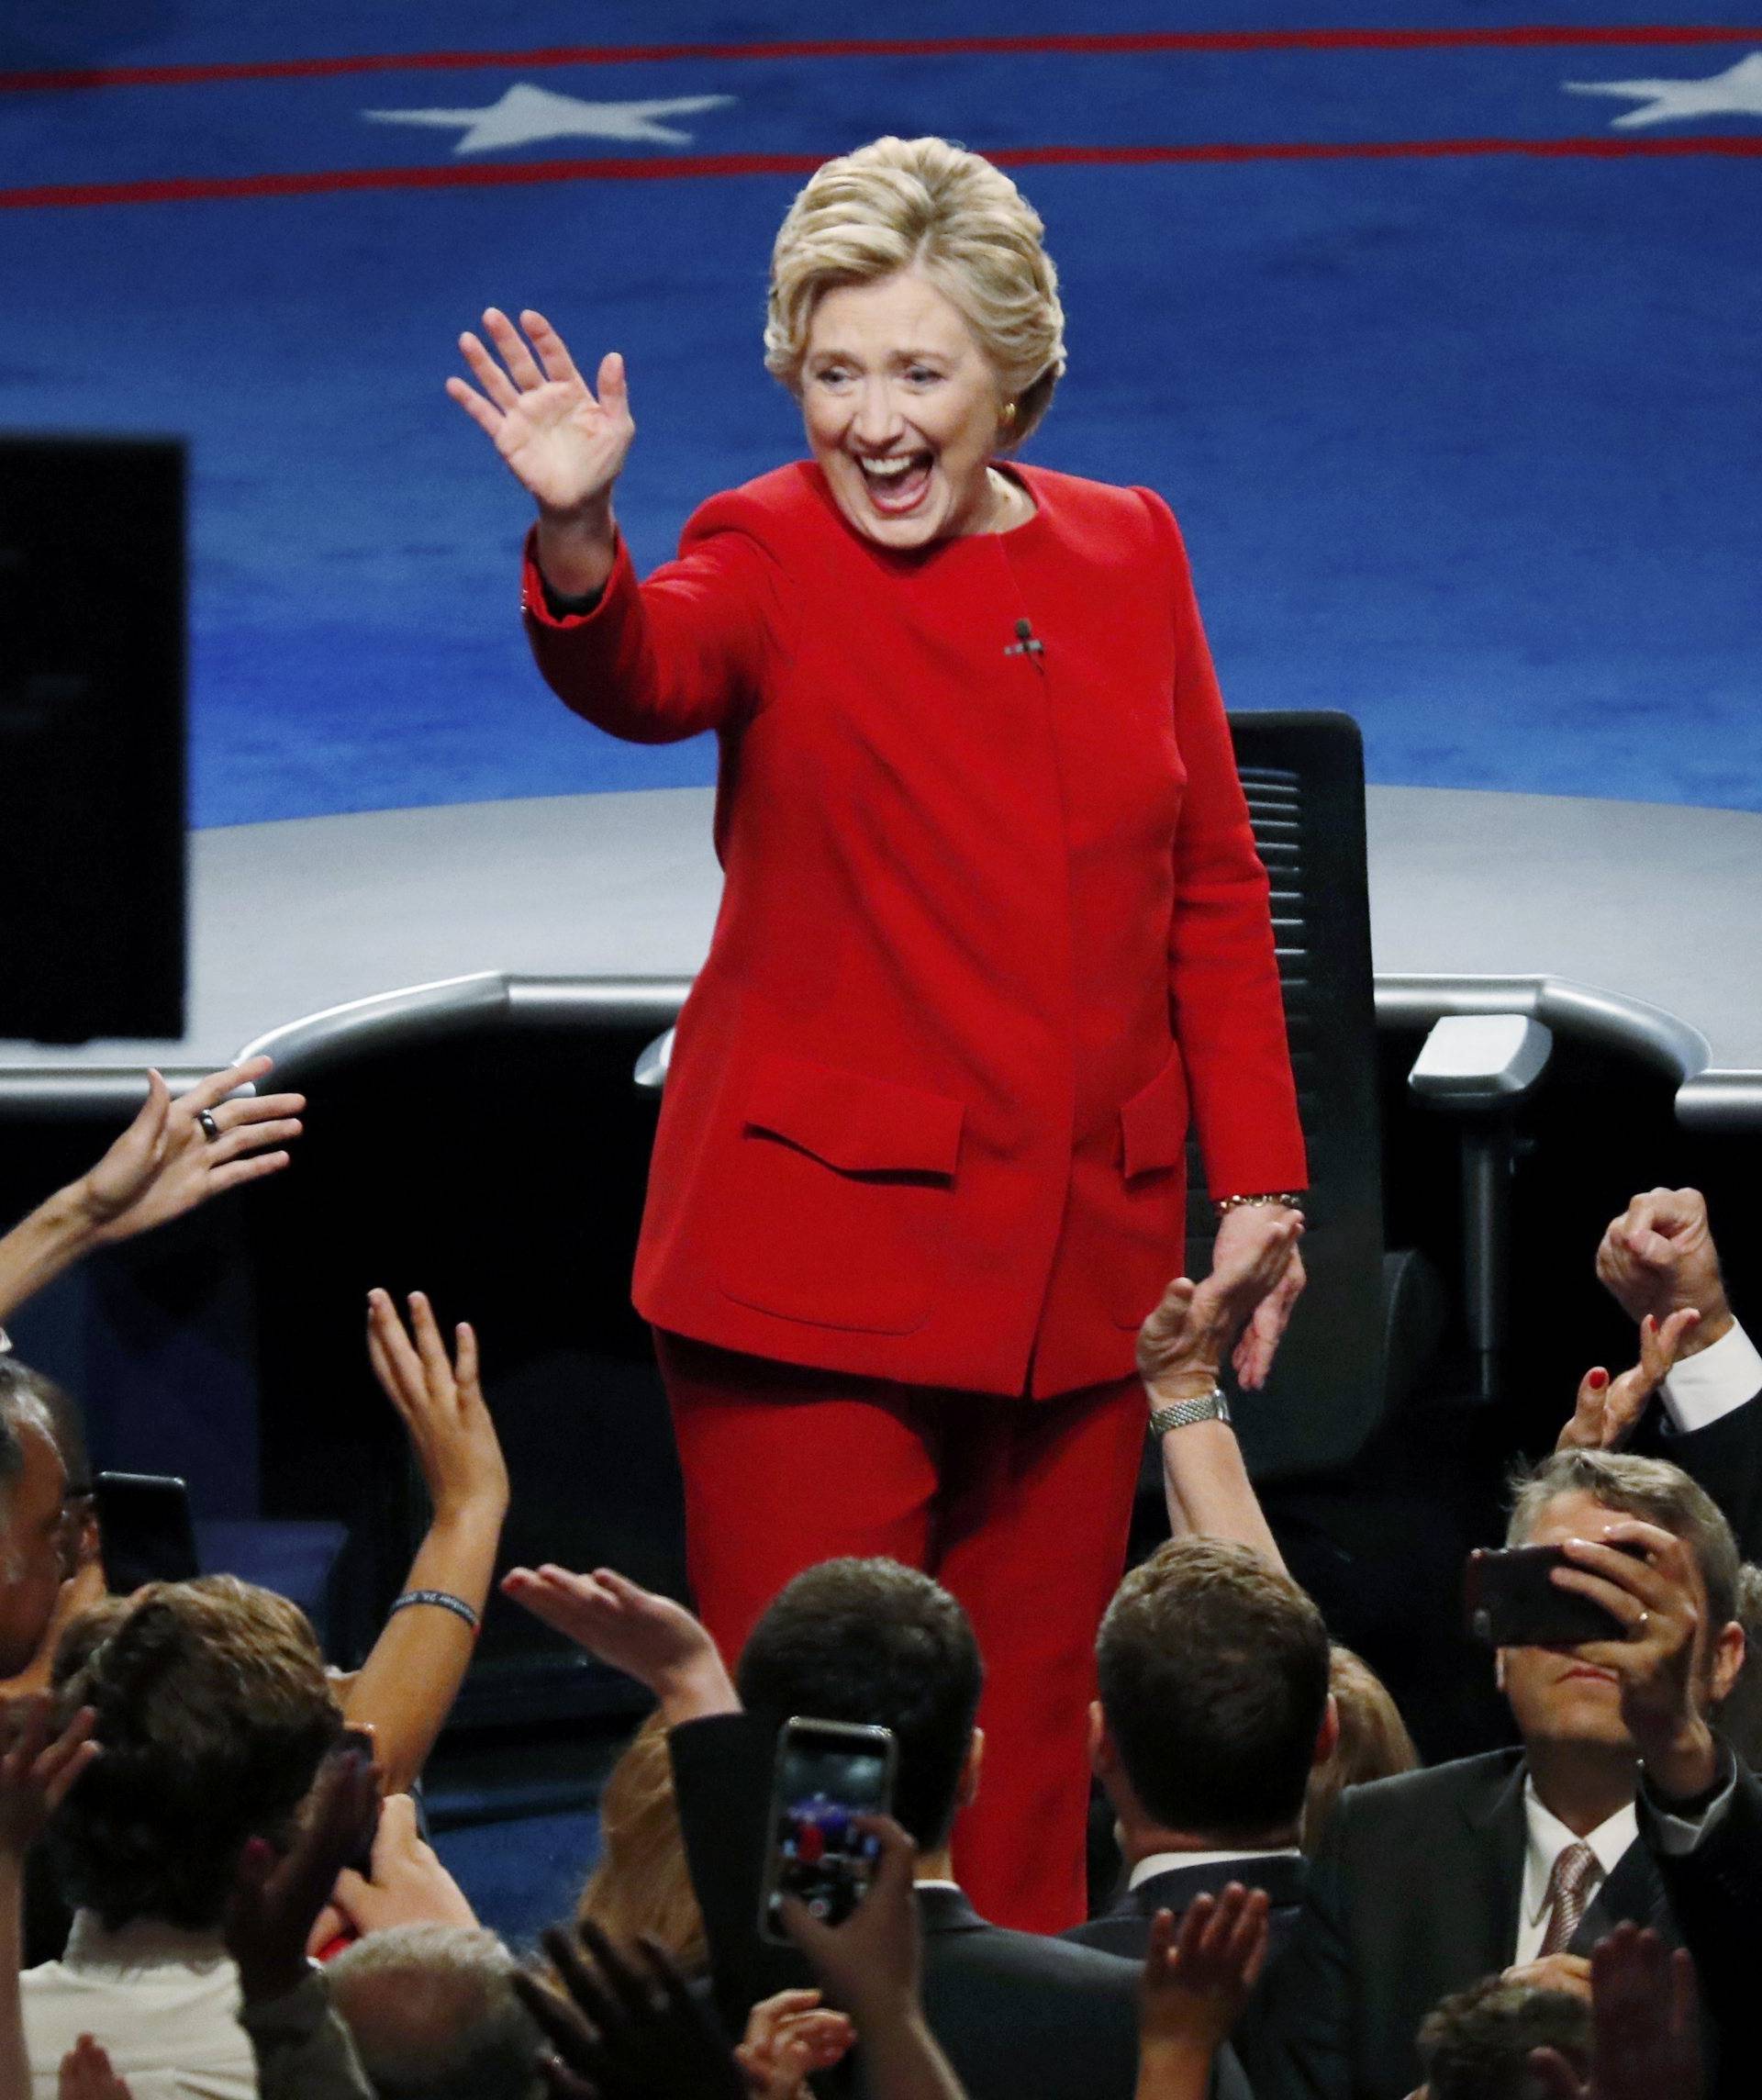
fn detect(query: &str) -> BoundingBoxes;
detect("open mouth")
[854,451,934,515]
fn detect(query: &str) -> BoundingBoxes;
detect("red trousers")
[655,1330,1145,1934]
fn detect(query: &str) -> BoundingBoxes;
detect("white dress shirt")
[1127,1846,1302,1890]
[20,1912,256,2100]
[1511,1785,1637,1966]
[1661,1319,1762,1435]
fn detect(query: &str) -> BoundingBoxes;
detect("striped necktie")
[1538,1840,1601,1957]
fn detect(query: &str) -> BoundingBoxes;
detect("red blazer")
[523,461,1306,1399]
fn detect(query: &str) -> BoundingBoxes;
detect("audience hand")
[1595,1189,1732,1358]
[58,2037,132,2100]
[1556,1309,1701,1453]
[1140,1211,1304,1401]
[1529,1924,1702,2100]
[331,1793,476,1938]
[502,1564,737,1724]
[1137,1885,1270,2094]
[224,1744,380,2005]
[0,1698,98,1860]
[734,1988,854,2100]
[365,1290,508,1526]
[1550,1517,1735,1799]
[517,1917,745,2100]
[78,1057,304,1245]
[1502,1953,1592,2002]
[778,1815,922,2027]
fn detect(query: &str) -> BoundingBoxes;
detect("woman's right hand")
[447,307,634,530]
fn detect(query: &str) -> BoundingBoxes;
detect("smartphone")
[757,1716,897,1945]
[94,1471,200,1593]
[1465,1543,1632,1648]
[338,1726,383,1879]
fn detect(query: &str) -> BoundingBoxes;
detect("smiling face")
[800,269,1009,549]
[1497,1491,1714,1755]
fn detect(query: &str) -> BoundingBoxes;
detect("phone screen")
[760,1722,894,1940]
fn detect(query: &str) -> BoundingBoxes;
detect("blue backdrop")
[4,2,1759,824]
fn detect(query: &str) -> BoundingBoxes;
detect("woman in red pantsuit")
[452,137,1308,1933]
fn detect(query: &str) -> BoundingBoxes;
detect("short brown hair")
[737,1558,982,1849]
[1097,1539,1330,1840]
[50,1575,341,1929]
[1417,1976,1588,2100]
[1507,1449,1738,1630]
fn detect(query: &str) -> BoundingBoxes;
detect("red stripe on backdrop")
[2,26,1760,93]
[6,134,1762,209]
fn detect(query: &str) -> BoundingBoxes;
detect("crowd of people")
[0,1055,1756,2100]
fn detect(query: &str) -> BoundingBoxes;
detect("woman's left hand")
[1211,1204,1306,1391]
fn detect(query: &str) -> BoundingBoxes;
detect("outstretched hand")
[517,1918,745,2100]
[79,1056,303,1245]
[365,1290,508,1524]
[449,308,634,523]
[1557,1308,1701,1453]
[501,1564,736,1723]
[0,1696,99,1860]
[1529,1925,1702,2100]
[1139,1208,1304,1402]
[1139,1885,1270,2068]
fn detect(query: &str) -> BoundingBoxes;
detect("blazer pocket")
[1119,1049,1191,1178]
[717,1054,965,1335]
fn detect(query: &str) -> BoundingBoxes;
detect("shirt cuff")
[1661,1320,1762,1435]
[1643,1747,1738,1855]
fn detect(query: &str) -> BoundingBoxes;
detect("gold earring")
[1000,401,1018,426]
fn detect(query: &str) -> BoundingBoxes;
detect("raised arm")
[0,1057,303,1330]
[339,1290,508,1794]
[1138,1218,1302,1569]
[448,307,631,600]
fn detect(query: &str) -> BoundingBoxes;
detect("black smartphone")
[1465,1543,1633,1648]
[94,1471,200,1593]
[757,1716,897,1945]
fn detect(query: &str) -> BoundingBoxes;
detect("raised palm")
[448,307,634,516]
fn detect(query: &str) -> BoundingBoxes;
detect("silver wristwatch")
[1147,1386,1232,1436]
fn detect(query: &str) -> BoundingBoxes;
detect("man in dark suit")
[503,1554,1256,2100]
[1065,1534,1330,1964]
[1242,1447,1748,2100]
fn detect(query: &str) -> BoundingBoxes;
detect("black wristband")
[389,1588,481,1635]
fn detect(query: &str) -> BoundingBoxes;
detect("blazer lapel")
[1573,1835,1674,1952]
[1457,1753,1531,1974]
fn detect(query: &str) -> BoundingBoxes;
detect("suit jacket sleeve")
[1135,488,1308,1203]
[521,492,794,744]
[1236,1821,1352,2100]
[667,1711,813,2034]
[1657,1391,1762,1563]
[1640,1755,1762,2097]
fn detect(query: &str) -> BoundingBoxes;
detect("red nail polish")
[1589,1369,1609,1391]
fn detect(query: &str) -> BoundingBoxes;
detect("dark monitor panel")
[0,435,186,1043]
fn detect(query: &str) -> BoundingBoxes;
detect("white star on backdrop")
[1563,50,1762,128]
[362,82,736,155]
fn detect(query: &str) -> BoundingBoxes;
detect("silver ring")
[196,1110,222,1144]
[1636,1610,1650,1635]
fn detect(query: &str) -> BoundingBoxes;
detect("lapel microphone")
[1005,618,1045,659]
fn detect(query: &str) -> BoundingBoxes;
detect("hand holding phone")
[758,1717,897,1946]
[1465,1543,1634,1648]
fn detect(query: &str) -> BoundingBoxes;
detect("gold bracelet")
[1214,1192,1305,1219]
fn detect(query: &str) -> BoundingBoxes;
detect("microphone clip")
[1005,618,1045,659]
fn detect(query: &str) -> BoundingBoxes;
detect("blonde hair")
[574,1713,707,1973]
[1300,1643,1419,1855]
[764,136,1066,446]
